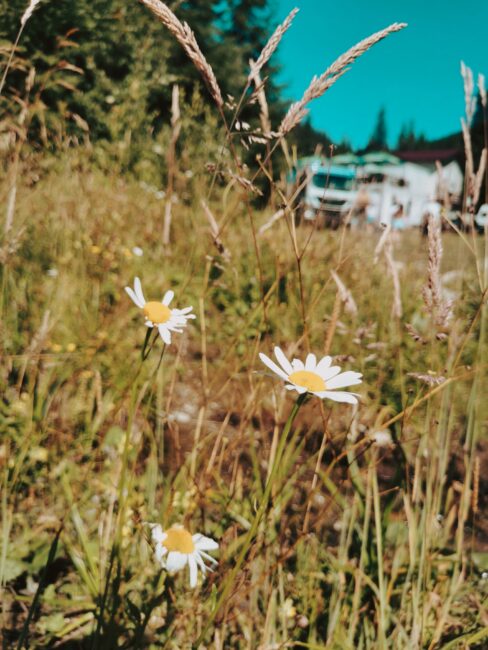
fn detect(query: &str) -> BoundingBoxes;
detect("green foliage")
[0,0,336,175]
[0,0,278,142]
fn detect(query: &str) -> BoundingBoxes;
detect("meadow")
[1,2,487,648]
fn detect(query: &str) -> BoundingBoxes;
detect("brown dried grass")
[247,7,299,83]
[139,0,223,108]
[422,215,452,330]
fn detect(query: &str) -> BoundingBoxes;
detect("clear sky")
[273,0,488,149]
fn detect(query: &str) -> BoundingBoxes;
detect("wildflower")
[281,598,297,619]
[125,277,195,344]
[150,523,218,588]
[259,346,362,404]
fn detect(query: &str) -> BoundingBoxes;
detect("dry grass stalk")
[17,308,51,389]
[227,170,263,195]
[163,84,181,246]
[248,8,299,82]
[422,215,452,329]
[407,372,446,386]
[201,199,230,261]
[473,148,487,206]
[435,161,452,212]
[460,63,487,211]
[4,182,17,235]
[373,224,391,264]
[331,270,358,316]
[249,60,271,136]
[478,73,487,109]
[324,290,342,354]
[461,120,487,208]
[279,22,406,134]
[384,233,402,319]
[405,323,425,344]
[139,0,223,108]
[0,226,24,263]
[0,1,42,97]
[461,118,474,181]
[460,61,476,125]
[258,208,284,234]
[472,456,480,515]
[21,0,43,27]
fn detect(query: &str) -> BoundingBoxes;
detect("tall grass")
[0,4,487,650]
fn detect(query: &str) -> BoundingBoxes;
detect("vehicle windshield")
[312,173,354,191]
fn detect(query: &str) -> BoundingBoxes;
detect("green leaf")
[2,557,27,583]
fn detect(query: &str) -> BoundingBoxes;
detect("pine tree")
[396,120,428,150]
[0,0,284,141]
[365,106,388,151]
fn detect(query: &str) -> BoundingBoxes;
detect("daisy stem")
[195,393,306,647]
[93,383,139,645]
[142,328,159,361]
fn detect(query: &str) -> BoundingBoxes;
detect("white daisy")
[125,277,195,345]
[259,346,362,404]
[149,523,218,588]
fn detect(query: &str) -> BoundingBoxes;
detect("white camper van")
[294,158,358,228]
[293,153,464,229]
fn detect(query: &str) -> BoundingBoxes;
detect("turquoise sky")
[273,0,487,148]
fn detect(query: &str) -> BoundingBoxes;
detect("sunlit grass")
[0,155,487,648]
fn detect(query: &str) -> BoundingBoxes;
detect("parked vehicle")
[294,159,357,228]
[292,153,464,230]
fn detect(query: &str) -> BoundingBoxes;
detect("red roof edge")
[394,149,461,163]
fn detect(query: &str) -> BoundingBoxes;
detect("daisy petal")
[274,346,293,375]
[166,551,188,572]
[193,534,219,551]
[134,277,146,305]
[150,524,165,544]
[194,552,208,575]
[158,325,171,345]
[199,550,218,565]
[322,390,359,404]
[155,543,168,564]
[291,358,305,371]
[322,366,342,381]
[188,555,198,588]
[315,356,332,374]
[162,290,174,306]
[125,286,145,309]
[305,353,317,371]
[259,353,289,381]
[326,371,363,390]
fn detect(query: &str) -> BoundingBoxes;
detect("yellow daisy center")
[288,370,326,392]
[143,301,171,325]
[162,527,195,554]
